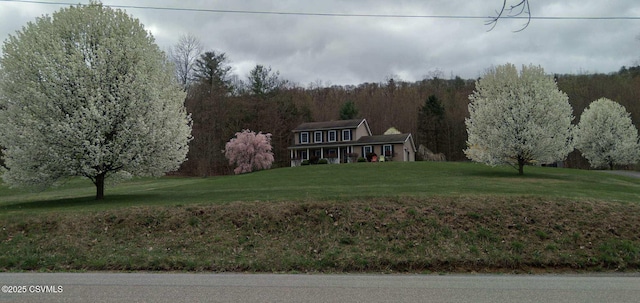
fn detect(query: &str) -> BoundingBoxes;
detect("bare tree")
[486,0,531,32]
[169,33,203,90]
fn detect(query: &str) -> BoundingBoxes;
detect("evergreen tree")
[417,95,445,153]
[339,100,359,120]
[192,51,234,97]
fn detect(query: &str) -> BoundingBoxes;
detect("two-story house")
[288,118,416,166]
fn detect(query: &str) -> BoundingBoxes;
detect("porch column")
[337,147,341,163]
[306,148,310,160]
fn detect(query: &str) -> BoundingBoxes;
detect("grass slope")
[1,162,639,211]
[1,162,639,273]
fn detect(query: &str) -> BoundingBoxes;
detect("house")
[288,118,416,167]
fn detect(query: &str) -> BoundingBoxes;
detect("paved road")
[1,273,640,302]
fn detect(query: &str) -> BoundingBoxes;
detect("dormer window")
[328,130,337,142]
[314,131,323,143]
[300,132,309,144]
[342,129,352,141]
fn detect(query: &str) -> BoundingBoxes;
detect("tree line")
[171,35,640,176]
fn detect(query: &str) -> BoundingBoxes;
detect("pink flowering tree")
[224,130,275,174]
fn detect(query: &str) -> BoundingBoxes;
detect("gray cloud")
[1,0,639,85]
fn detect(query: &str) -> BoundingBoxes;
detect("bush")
[347,153,359,163]
[357,157,366,162]
[301,160,310,166]
[366,153,377,162]
[318,159,328,164]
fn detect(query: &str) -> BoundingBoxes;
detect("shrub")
[365,153,373,162]
[357,157,366,162]
[309,155,320,165]
[318,159,329,164]
[301,160,310,166]
[347,153,359,163]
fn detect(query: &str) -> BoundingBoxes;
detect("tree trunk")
[95,172,106,200]
[518,157,525,175]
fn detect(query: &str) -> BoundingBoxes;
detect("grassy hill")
[2,162,639,211]
[1,162,639,273]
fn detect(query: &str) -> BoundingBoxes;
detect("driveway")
[602,170,640,179]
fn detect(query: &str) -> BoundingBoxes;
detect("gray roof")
[356,133,417,152]
[355,134,412,144]
[289,133,415,150]
[293,119,364,131]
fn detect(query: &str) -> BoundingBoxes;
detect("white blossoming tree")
[574,98,640,169]
[465,63,574,175]
[0,2,192,199]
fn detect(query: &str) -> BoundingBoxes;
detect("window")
[342,129,352,141]
[328,130,337,142]
[363,145,373,156]
[300,132,309,144]
[383,145,393,157]
[314,131,323,143]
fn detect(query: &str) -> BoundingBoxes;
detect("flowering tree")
[0,2,192,199]
[225,130,274,174]
[574,98,640,169]
[465,64,574,175]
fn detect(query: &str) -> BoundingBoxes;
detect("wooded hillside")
[177,61,640,176]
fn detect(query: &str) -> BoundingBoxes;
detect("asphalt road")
[1,273,640,303]
[603,170,640,179]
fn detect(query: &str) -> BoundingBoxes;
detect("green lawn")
[2,162,640,273]
[1,162,639,214]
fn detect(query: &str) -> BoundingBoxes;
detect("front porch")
[290,146,359,167]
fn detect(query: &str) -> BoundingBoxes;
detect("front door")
[341,146,351,163]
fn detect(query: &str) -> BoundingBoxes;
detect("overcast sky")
[1,0,639,86]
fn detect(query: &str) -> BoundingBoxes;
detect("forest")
[174,41,640,176]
